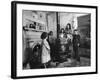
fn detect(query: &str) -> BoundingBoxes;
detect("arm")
[78,35,80,46]
[44,40,50,50]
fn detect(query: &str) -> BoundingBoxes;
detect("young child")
[73,30,80,62]
[41,32,51,68]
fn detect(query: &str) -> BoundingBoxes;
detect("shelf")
[26,18,46,25]
[24,27,47,32]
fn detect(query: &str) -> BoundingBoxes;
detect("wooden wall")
[78,14,91,38]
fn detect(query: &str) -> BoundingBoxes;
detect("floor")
[49,57,90,68]
[24,47,91,69]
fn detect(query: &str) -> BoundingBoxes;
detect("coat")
[73,34,80,47]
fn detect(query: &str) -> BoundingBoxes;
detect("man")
[73,30,80,62]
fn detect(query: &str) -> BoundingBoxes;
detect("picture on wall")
[11,1,98,79]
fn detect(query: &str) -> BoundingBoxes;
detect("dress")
[41,39,51,63]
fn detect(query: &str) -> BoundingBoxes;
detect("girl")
[41,32,51,68]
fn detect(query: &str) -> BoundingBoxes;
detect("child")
[73,30,80,62]
[41,32,51,68]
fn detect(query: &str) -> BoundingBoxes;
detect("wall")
[23,10,47,27]
[59,13,75,29]
[22,11,48,63]
[78,14,91,38]
[47,12,57,38]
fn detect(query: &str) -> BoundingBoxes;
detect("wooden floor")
[49,57,90,68]
[24,47,91,69]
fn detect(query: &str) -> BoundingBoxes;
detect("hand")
[78,43,80,46]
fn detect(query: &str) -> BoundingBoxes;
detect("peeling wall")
[59,13,75,30]
[47,12,57,38]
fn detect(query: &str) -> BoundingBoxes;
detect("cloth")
[41,39,51,63]
[73,34,80,46]
[73,34,80,61]
[73,47,80,61]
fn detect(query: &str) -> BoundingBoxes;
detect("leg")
[44,63,47,68]
[73,47,76,59]
[75,47,80,62]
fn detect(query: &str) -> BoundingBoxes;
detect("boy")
[73,30,80,62]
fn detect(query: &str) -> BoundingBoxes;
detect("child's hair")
[41,32,48,39]
[48,31,53,35]
[66,23,71,30]
[74,29,78,32]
